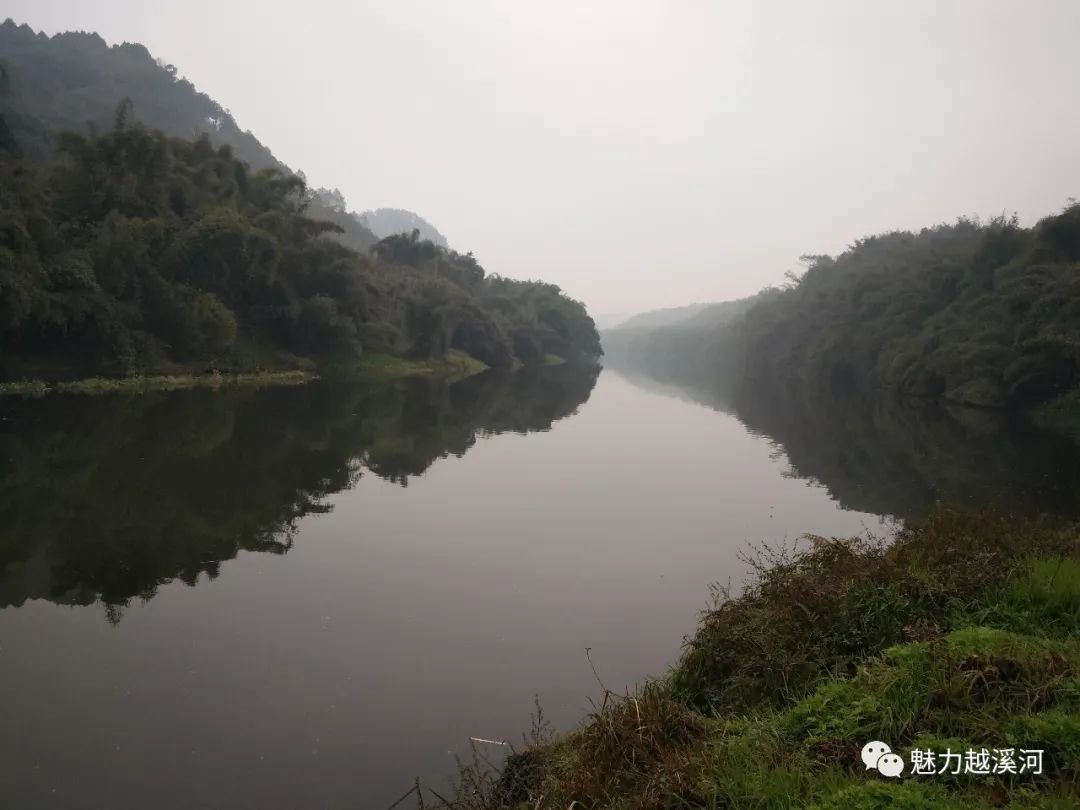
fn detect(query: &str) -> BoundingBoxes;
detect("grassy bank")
[0,370,316,397]
[448,511,1080,808]
[351,350,489,381]
[0,350,494,398]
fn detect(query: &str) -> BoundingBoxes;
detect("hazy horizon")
[8,0,1080,314]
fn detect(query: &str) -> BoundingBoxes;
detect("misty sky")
[8,1,1080,314]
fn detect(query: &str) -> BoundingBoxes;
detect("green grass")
[688,623,1080,807]
[445,511,1080,809]
[354,350,489,381]
[0,370,315,397]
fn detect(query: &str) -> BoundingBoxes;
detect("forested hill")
[0,18,380,253]
[603,207,1080,415]
[0,19,600,383]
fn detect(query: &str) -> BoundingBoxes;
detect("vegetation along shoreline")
[440,509,1080,808]
[0,346,513,397]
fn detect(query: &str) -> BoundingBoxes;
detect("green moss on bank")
[455,511,1080,809]
[0,370,315,397]
[354,350,489,381]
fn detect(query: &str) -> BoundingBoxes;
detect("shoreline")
[349,349,490,381]
[0,350,498,398]
[459,510,1080,808]
[0,370,318,398]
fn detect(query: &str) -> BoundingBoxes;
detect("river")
[2,364,1075,808]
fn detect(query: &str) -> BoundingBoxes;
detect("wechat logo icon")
[862,741,904,778]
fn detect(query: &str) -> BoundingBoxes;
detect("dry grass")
[566,685,709,807]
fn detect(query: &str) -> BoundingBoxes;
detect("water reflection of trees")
[0,364,598,616]
[607,359,1080,521]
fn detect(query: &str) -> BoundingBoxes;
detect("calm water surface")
[5,365,1067,808]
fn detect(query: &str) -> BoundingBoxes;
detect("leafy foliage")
[1,120,376,377]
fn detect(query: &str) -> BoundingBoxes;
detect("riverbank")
[349,349,490,381]
[456,510,1080,808]
[0,350,496,398]
[0,370,317,397]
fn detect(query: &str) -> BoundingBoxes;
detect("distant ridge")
[610,302,716,331]
[359,208,449,249]
[606,297,762,333]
